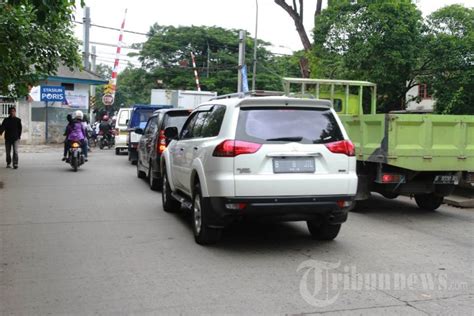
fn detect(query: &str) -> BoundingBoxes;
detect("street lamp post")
[251,0,258,91]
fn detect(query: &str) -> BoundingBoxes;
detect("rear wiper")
[266,137,303,142]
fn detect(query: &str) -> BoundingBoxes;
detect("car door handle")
[179,148,184,151]
[193,147,199,150]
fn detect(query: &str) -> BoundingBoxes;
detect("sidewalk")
[0,144,62,158]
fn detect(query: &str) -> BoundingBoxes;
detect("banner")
[241,64,249,93]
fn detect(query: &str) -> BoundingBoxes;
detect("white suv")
[161,95,357,244]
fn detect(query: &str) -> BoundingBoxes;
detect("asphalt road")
[1,148,473,315]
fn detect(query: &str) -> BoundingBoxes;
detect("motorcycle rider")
[62,114,74,160]
[99,115,113,145]
[64,110,88,162]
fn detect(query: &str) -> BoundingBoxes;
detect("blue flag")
[241,65,249,93]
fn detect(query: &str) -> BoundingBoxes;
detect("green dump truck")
[283,78,474,210]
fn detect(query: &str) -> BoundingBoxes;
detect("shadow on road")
[352,194,471,223]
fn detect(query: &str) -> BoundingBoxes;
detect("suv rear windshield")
[236,107,344,144]
[163,112,189,132]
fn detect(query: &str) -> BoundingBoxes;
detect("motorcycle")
[88,129,97,148]
[67,141,85,171]
[98,130,115,149]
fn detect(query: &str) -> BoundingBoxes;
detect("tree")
[0,0,83,97]
[274,0,324,77]
[424,5,473,114]
[95,64,113,80]
[135,25,280,95]
[313,0,424,112]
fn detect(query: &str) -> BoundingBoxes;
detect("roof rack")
[210,90,285,100]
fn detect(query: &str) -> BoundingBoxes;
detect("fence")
[1,101,16,118]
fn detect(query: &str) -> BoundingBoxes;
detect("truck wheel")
[136,161,146,179]
[414,194,444,211]
[148,163,161,191]
[161,171,180,213]
[307,221,341,240]
[192,184,222,245]
[381,192,399,199]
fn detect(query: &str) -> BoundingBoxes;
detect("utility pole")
[237,30,246,93]
[252,0,259,91]
[90,45,97,123]
[83,6,91,70]
[91,45,97,72]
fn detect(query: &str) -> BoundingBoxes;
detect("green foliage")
[313,1,473,114]
[136,24,288,95]
[0,0,82,97]
[313,0,423,112]
[424,5,473,115]
[95,64,112,80]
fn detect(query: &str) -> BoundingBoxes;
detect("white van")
[114,108,132,155]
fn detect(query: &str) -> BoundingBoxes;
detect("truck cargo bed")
[340,114,474,171]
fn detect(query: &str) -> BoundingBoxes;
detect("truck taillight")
[325,140,355,156]
[213,140,262,157]
[157,130,167,154]
[376,173,405,184]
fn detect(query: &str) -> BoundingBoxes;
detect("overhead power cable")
[74,20,148,36]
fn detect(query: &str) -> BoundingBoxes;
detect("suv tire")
[162,170,180,212]
[136,160,146,179]
[415,193,443,211]
[192,184,222,245]
[149,162,161,191]
[307,221,341,240]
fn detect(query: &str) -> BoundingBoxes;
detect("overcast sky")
[73,0,471,71]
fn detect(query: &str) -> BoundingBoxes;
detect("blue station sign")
[40,86,66,102]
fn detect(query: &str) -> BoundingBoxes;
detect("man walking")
[0,107,22,169]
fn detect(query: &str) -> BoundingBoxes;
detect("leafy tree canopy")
[312,1,473,114]
[134,24,293,95]
[313,0,423,112]
[0,0,83,97]
[424,5,473,114]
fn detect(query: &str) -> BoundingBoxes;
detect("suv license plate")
[273,158,315,173]
[434,175,458,185]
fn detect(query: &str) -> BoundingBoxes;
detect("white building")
[405,83,435,112]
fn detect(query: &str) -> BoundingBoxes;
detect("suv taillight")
[157,130,167,154]
[325,140,355,156]
[213,140,262,157]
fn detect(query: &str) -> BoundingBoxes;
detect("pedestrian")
[0,107,22,169]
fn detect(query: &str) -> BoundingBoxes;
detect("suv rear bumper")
[206,195,354,227]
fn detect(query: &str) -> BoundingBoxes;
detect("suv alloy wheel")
[192,183,222,245]
[161,170,180,212]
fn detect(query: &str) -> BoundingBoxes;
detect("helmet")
[73,110,83,120]
[102,115,109,121]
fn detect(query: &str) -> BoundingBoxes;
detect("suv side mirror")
[135,128,144,135]
[164,126,179,140]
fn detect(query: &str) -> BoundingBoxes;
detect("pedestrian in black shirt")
[0,107,22,169]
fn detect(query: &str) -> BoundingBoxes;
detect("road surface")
[0,148,472,314]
